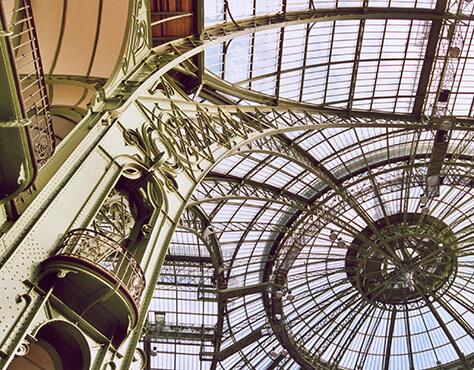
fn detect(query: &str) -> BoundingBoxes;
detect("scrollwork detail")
[121,0,150,75]
[123,90,256,195]
[15,340,30,356]
[123,113,185,193]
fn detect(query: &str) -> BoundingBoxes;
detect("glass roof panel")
[205,16,431,113]
[204,0,437,26]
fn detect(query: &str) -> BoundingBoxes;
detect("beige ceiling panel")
[89,0,129,78]
[77,88,95,109]
[50,84,87,107]
[30,0,64,73]
[52,0,100,76]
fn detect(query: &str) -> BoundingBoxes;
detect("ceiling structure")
[144,0,474,369]
[30,0,130,142]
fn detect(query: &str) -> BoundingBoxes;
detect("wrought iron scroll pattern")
[121,0,150,76]
[123,98,258,192]
[93,190,135,243]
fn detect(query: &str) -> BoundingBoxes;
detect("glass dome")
[144,0,474,369]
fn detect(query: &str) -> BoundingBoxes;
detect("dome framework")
[143,0,474,369]
[0,0,472,369]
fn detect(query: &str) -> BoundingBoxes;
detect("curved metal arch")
[200,139,474,282]
[180,157,474,370]
[262,179,474,370]
[202,72,421,122]
[115,37,474,370]
[234,138,470,244]
[198,130,420,273]
[167,205,229,370]
[264,151,462,278]
[272,173,471,368]
[199,157,474,264]
[82,3,474,370]
[234,139,427,272]
[236,129,419,184]
[115,7,472,115]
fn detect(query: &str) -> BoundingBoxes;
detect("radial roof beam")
[412,0,448,118]
[421,293,470,368]
[382,309,397,370]
[404,306,415,370]
[274,0,287,101]
[215,327,264,361]
[425,353,474,370]
[347,13,366,111]
[426,128,450,196]
[218,282,269,300]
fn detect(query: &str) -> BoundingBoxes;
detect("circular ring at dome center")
[345,213,457,308]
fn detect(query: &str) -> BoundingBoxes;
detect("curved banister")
[1,0,55,167]
[56,228,146,305]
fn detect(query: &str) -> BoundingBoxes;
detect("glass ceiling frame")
[143,1,474,369]
[144,110,474,370]
[201,2,474,120]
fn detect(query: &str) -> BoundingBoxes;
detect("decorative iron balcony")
[39,228,145,346]
[55,228,145,305]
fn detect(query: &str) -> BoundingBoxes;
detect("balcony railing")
[56,228,145,305]
[1,0,55,166]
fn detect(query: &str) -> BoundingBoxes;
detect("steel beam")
[426,129,450,196]
[202,72,419,122]
[383,309,397,370]
[146,324,215,341]
[164,254,213,264]
[348,16,366,111]
[218,282,269,300]
[420,293,470,368]
[265,354,285,370]
[353,308,384,369]
[191,173,310,210]
[195,0,205,84]
[215,327,264,361]
[119,7,474,125]
[404,306,415,370]
[412,0,448,117]
[425,353,474,370]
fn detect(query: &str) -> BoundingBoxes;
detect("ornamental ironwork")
[56,228,145,305]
